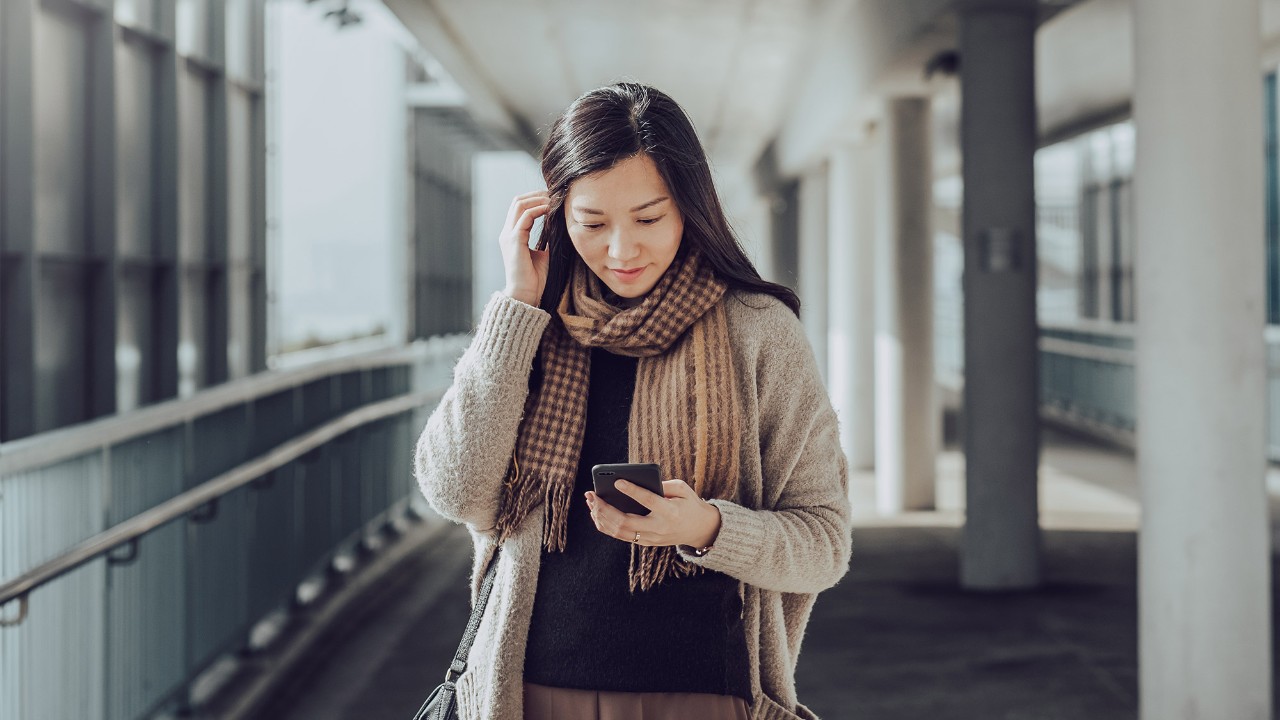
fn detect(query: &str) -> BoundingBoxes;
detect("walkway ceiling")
[384,0,1085,179]
[384,0,851,176]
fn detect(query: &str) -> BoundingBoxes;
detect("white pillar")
[799,161,830,384]
[1133,0,1271,716]
[828,138,877,470]
[874,97,937,514]
[957,0,1041,589]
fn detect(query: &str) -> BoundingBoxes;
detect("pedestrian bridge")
[2,333,1276,719]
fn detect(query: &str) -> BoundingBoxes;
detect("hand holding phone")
[590,463,663,516]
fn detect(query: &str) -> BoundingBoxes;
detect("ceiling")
[384,0,842,176]
[383,0,1097,181]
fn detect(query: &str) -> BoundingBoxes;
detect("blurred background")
[0,0,1274,718]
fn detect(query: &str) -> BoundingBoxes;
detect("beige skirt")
[523,681,752,720]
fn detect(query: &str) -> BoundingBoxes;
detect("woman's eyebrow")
[573,196,669,215]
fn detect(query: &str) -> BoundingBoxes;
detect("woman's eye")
[581,223,603,230]
[639,217,662,225]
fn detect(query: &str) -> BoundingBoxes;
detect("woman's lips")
[610,266,646,281]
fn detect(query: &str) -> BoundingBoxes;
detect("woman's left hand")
[585,479,721,548]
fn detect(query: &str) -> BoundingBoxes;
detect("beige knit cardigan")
[413,288,853,720]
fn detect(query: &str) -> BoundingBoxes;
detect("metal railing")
[1035,321,1280,459]
[1039,320,1137,446]
[0,335,469,720]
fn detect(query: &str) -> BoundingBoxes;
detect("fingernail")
[616,479,629,488]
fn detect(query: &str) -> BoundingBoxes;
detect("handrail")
[1038,336,1134,365]
[0,388,442,625]
[0,341,432,476]
[1038,318,1135,340]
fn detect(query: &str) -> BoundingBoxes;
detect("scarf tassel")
[628,543,706,594]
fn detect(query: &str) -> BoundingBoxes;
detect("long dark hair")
[535,82,801,318]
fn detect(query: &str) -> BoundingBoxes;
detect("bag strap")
[443,545,501,683]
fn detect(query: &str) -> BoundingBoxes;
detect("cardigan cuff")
[470,291,551,365]
[675,499,766,577]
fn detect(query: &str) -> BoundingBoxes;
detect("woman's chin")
[600,278,652,306]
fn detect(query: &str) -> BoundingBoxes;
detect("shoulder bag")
[411,546,500,720]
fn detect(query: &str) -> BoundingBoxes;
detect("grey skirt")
[523,681,752,720]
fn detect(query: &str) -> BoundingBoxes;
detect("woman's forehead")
[568,155,670,212]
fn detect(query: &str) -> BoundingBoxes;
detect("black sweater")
[522,346,752,701]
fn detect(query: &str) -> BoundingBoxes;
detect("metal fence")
[0,335,469,720]
[1039,320,1137,446]
[1037,322,1280,460]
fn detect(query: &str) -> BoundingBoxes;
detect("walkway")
[238,428,1277,719]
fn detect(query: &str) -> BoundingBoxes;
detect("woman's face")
[564,153,684,300]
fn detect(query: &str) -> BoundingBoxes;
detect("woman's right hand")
[500,190,552,307]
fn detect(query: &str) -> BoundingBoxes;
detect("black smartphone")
[591,463,664,516]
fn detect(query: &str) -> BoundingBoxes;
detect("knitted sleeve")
[413,291,550,532]
[676,300,853,594]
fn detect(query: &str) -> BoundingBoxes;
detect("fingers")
[613,479,661,511]
[660,479,694,498]
[585,491,655,545]
[505,191,550,231]
[515,202,550,234]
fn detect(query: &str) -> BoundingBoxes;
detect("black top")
[522,346,753,702]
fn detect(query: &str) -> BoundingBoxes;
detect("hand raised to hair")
[500,190,552,307]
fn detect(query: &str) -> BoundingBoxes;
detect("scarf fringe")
[542,479,573,552]
[628,543,706,594]
[494,452,542,546]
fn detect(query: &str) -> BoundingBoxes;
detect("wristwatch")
[681,543,714,557]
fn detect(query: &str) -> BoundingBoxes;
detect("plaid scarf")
[492,244,742,593]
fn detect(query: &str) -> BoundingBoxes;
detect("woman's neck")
[604,287,645,309]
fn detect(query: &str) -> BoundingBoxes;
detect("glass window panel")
[114,0,157,32]
[226,0,253,81]
[117,267,155,412]
[1111,120,1135,179]
[176,0,211,58]
[1080,186,1100,320]
[228,88,255,378]
[179,269,208,396]
[1093,184,1115,320]
[1115,181,1135,322]
[35,263,89,432]
[228,266,250,379]
[178,69,209,262]
[117,40,157,259]
[1088,131,1113,182]
[228,88,253,264]
[33,7,89,256]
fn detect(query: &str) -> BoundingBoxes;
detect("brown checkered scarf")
[492,244,742,593]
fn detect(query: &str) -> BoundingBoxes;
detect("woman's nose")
[607,231,641,262]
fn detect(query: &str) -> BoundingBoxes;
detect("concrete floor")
[245,428,1273,719]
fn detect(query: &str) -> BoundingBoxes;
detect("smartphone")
[591,463,663,516]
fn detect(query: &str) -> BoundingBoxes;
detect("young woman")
[414,82,852,720]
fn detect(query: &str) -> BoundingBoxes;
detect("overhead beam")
[381,0,542,155]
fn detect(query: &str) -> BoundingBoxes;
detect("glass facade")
[0,0,267,442]
[1034,119,1136,325]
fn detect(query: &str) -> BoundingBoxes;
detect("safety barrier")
[0,335,469,720]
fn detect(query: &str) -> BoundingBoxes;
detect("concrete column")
[957,0,1041,589]
[828,138,877,470]
[798,161,830,384]
[874,97,937,514]
[1133,0,1271,717]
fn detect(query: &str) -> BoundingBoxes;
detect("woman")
[413,82,852,720]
